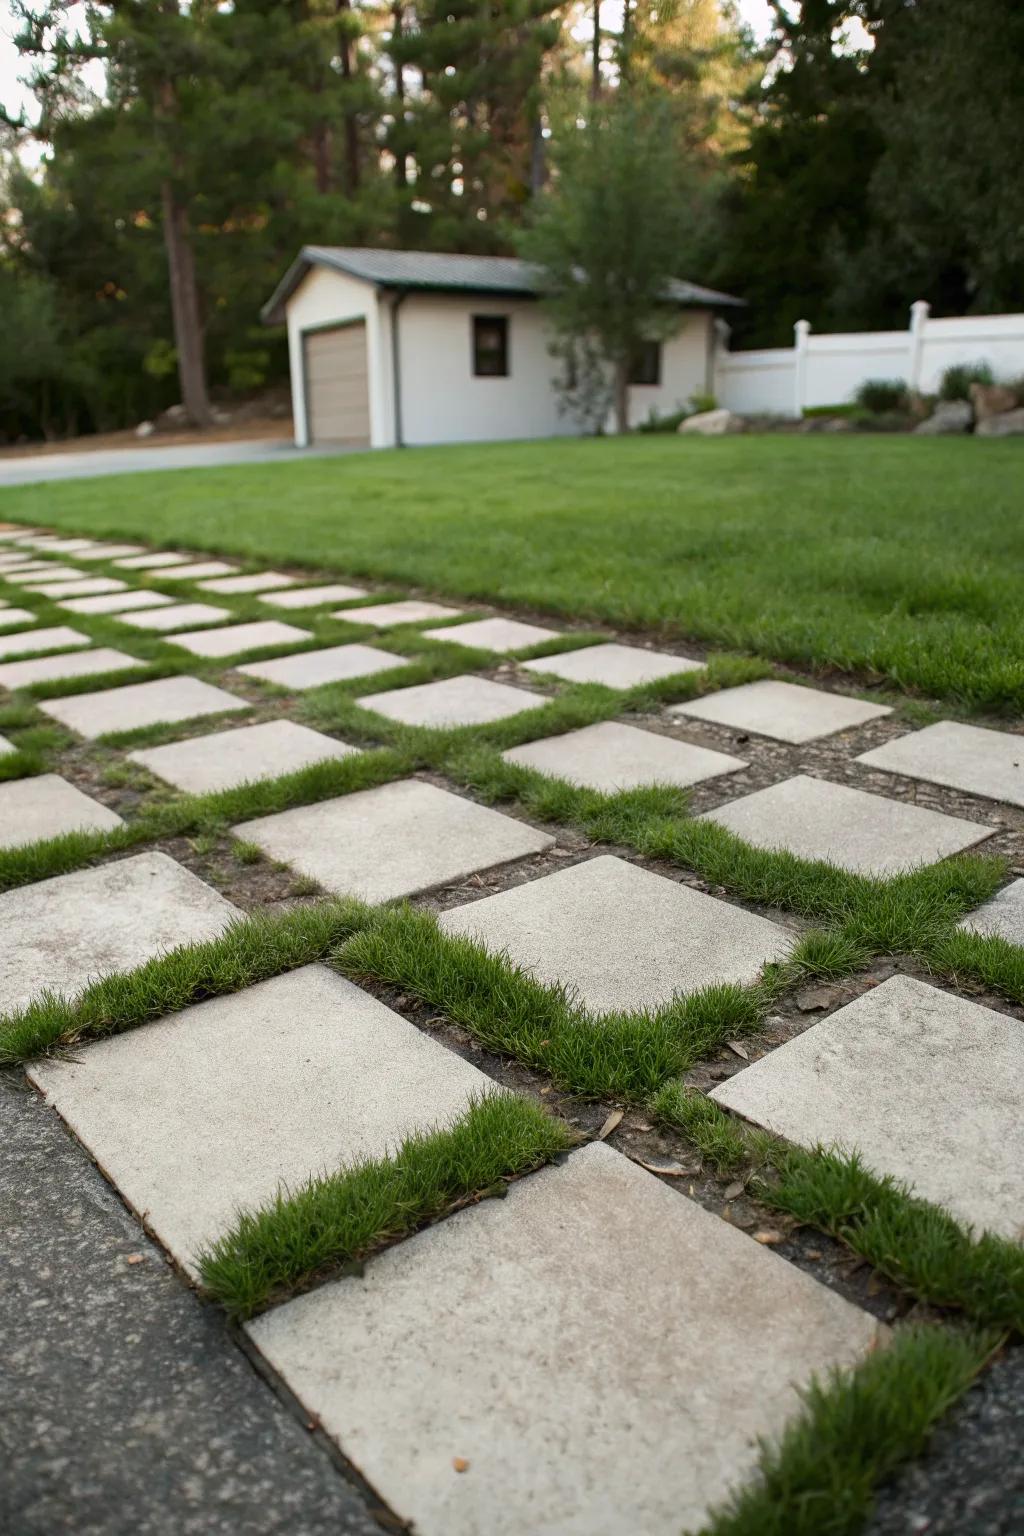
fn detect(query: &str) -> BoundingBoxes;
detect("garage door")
[303,322,371,446]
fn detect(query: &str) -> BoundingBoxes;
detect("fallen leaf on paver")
[452,1458,470,1473]
[726,1041,749,1060]
[125,1253,144,1265]
[637,1156,694,1177]
[754,1229,785,1245]
[723,1180,745,1201]
[597,1109,623,1140]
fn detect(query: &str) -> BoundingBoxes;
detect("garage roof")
[262,246,743,324]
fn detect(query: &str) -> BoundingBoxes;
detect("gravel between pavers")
[0,1081,388,1536]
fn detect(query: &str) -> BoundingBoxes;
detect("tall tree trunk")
[393,2,407,188]
[160,179,212,427]
[591,0,601,101]
[613,359,629,434]
[337,0,361,194]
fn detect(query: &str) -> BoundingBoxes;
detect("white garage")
[262,246,742,450]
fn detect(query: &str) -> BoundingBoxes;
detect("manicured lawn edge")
[690,1324,997,1536]
[198,1091,577,1318]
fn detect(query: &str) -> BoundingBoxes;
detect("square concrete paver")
[170,620,311,659]
[439,855,793,1012]
[21,537,96,553]
[670,679,893,743]
[130,720,358,795]
[0,773,123,850]
[249,1142,880,1536]
[40,676,247,739]
[235,779,553,902]
[114,552,193,570]
[4,565,85,584]
[29,966,494,1276]
[0,609,37,632]
[856,721,1024,809]
[197,572,297,595]
[503,721,746,794]
[711,974,1024,1241]
[959,878,1024,946]
[0,647,142,692]
[0,625,88,660]
[702,774,993,877]
[158,561,238,581]
[117,603,233,632]
[359,674,541,728]
[521,642,703,689]
[60,590,176,616]
[72,542,145,561]
[25,577,128,599]
[262,582,369,609]
[236,643,407,690]
[421,616,561,652]
[0,850,237,1013]
[339,599,465,627]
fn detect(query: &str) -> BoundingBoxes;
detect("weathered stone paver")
[18,536,96,553]
[197,571,297,595]
[422,615,560,652]
[503,720,746,793]
[670,679,893,742]
[72,541,145,560]
[1,1088,381,1536]
[856,720,1024,809]
[712,974,1024,1241]
[249,1142,880,1536]
[440,854,793,1011]
[4,565,85,584]
[25,576,127,599]
[0,554,40,570]
[60,588,176,615]
[235,779,553,901]
[237,642,407,689]
[0,774,123,850]
[358,673,541,728]
[340,598,465,627]
[0,625,88,660]
[117,601,232,632]
[703,774,993,877]
[30,966,495,1276]
[40,676,248,739]
[262,581,369,608]
[130,719,358,794]
[158,560,238,580]
[0,646,142,691]
[959,878,1024,945]
[114,552,192,570]
[0,850,237,1012]
[170,619,310,659]
[522,641,703,689]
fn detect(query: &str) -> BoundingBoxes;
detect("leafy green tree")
[518,91,695,432]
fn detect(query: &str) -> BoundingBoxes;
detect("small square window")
[629,341,661,386]
[473,315,509,377]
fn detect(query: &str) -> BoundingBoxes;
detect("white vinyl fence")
[713,302,1024,417]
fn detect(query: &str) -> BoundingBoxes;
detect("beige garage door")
[304,322,371,446]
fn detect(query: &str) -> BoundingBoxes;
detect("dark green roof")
[262,246,743,323]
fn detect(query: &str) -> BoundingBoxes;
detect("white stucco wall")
[284,267,387,447]
[284,269,716,447]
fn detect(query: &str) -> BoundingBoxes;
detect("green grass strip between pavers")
[198,1091,576,1319]
[0,899,372,1064]
[690,1324,997,1536]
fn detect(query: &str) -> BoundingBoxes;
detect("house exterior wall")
[283,269,716,448]
[284,267,387,447]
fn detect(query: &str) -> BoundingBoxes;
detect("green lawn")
[3,434,1022,711]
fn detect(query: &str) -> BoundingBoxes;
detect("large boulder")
[678,407,747,436]
[969,382,1017,421]
[975,406,1024,438]
[913,399,973,435]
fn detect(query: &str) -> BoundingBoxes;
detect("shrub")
[854,378,909,414]
[688,391,717,415]
[636,407,688,434]
[939,361,993,401]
